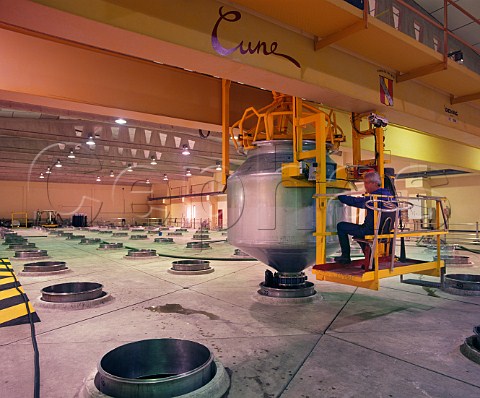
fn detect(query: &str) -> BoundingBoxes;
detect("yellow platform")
[313,257,445,291]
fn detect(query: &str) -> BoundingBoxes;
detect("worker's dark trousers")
[337,222,370,259]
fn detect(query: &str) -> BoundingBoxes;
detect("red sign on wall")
[379,76,394,106]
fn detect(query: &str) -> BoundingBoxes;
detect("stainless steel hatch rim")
[95,338,215,397]
[23,261,67,272]
[41,282,104,302]
[443,274,480,296]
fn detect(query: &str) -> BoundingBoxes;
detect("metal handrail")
[365,0,480,67]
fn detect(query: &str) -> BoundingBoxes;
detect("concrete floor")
[1,228,480,398]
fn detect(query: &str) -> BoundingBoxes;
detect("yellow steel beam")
[292,97,302,163]
[314,273,380,290]
[396,62,446,83]
[315,113,327,264]
[0,27,272,128]
[313,260,444,290]
[364,230,447,239]
[375,127,384,185]
[450,92,480,105]
[314,20,367,51]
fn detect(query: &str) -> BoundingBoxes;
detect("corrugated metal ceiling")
[415,0,480,50]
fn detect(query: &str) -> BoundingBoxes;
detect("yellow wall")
[423,175,480,229]
[2,180,156,225]
[147,175,227,228]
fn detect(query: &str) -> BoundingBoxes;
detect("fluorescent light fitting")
[68,149,75,159]
[39,173,45,179]
[86,135,95,145]
[115,118,127,125]
[150,156,157,165]
[55,159,62,168]
[182,144,190,155]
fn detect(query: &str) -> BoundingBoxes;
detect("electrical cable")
[0,258,40,398]
[457,245,480,254]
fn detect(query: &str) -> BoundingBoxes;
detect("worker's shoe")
[334,256,351,264]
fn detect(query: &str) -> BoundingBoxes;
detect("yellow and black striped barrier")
[0,258,40,328]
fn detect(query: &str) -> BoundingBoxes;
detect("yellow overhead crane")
[221,83,447,290]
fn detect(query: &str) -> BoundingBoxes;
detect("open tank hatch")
[93,339,230,397]
[125,249,157,259]
[14,249,48,259]
[443,274,480,296]
[24,261,67,273]
[41,282,104,302]
[169,260,213,275]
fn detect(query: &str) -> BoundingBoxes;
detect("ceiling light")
[39,173,45,179]
[146,179,150,184]
[127,164,133,172]
[216,161,222,171]
[68,149,75,159]
[96,176,101,182]
[110,170,114,177]
[45,167,52,174]
[186,168,192,177]
[150,156,157,165]
[55,159,62,168]
[115,118,127,125]
[182,144,190,156]
[86,135,95,146]
[163,174,168,181]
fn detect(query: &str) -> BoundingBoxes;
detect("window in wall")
[392,4,400,30]
[433,36,439,52]
[368,0,376,16]
[414,21,423,41]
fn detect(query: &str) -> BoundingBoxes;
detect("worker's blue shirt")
[338,188,394,232]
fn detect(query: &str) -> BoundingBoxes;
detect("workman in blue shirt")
[334,171,395,264]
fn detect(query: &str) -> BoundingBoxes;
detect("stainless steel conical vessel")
[227,140,344,273]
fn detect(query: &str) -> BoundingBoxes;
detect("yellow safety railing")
[11,212,28,228]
